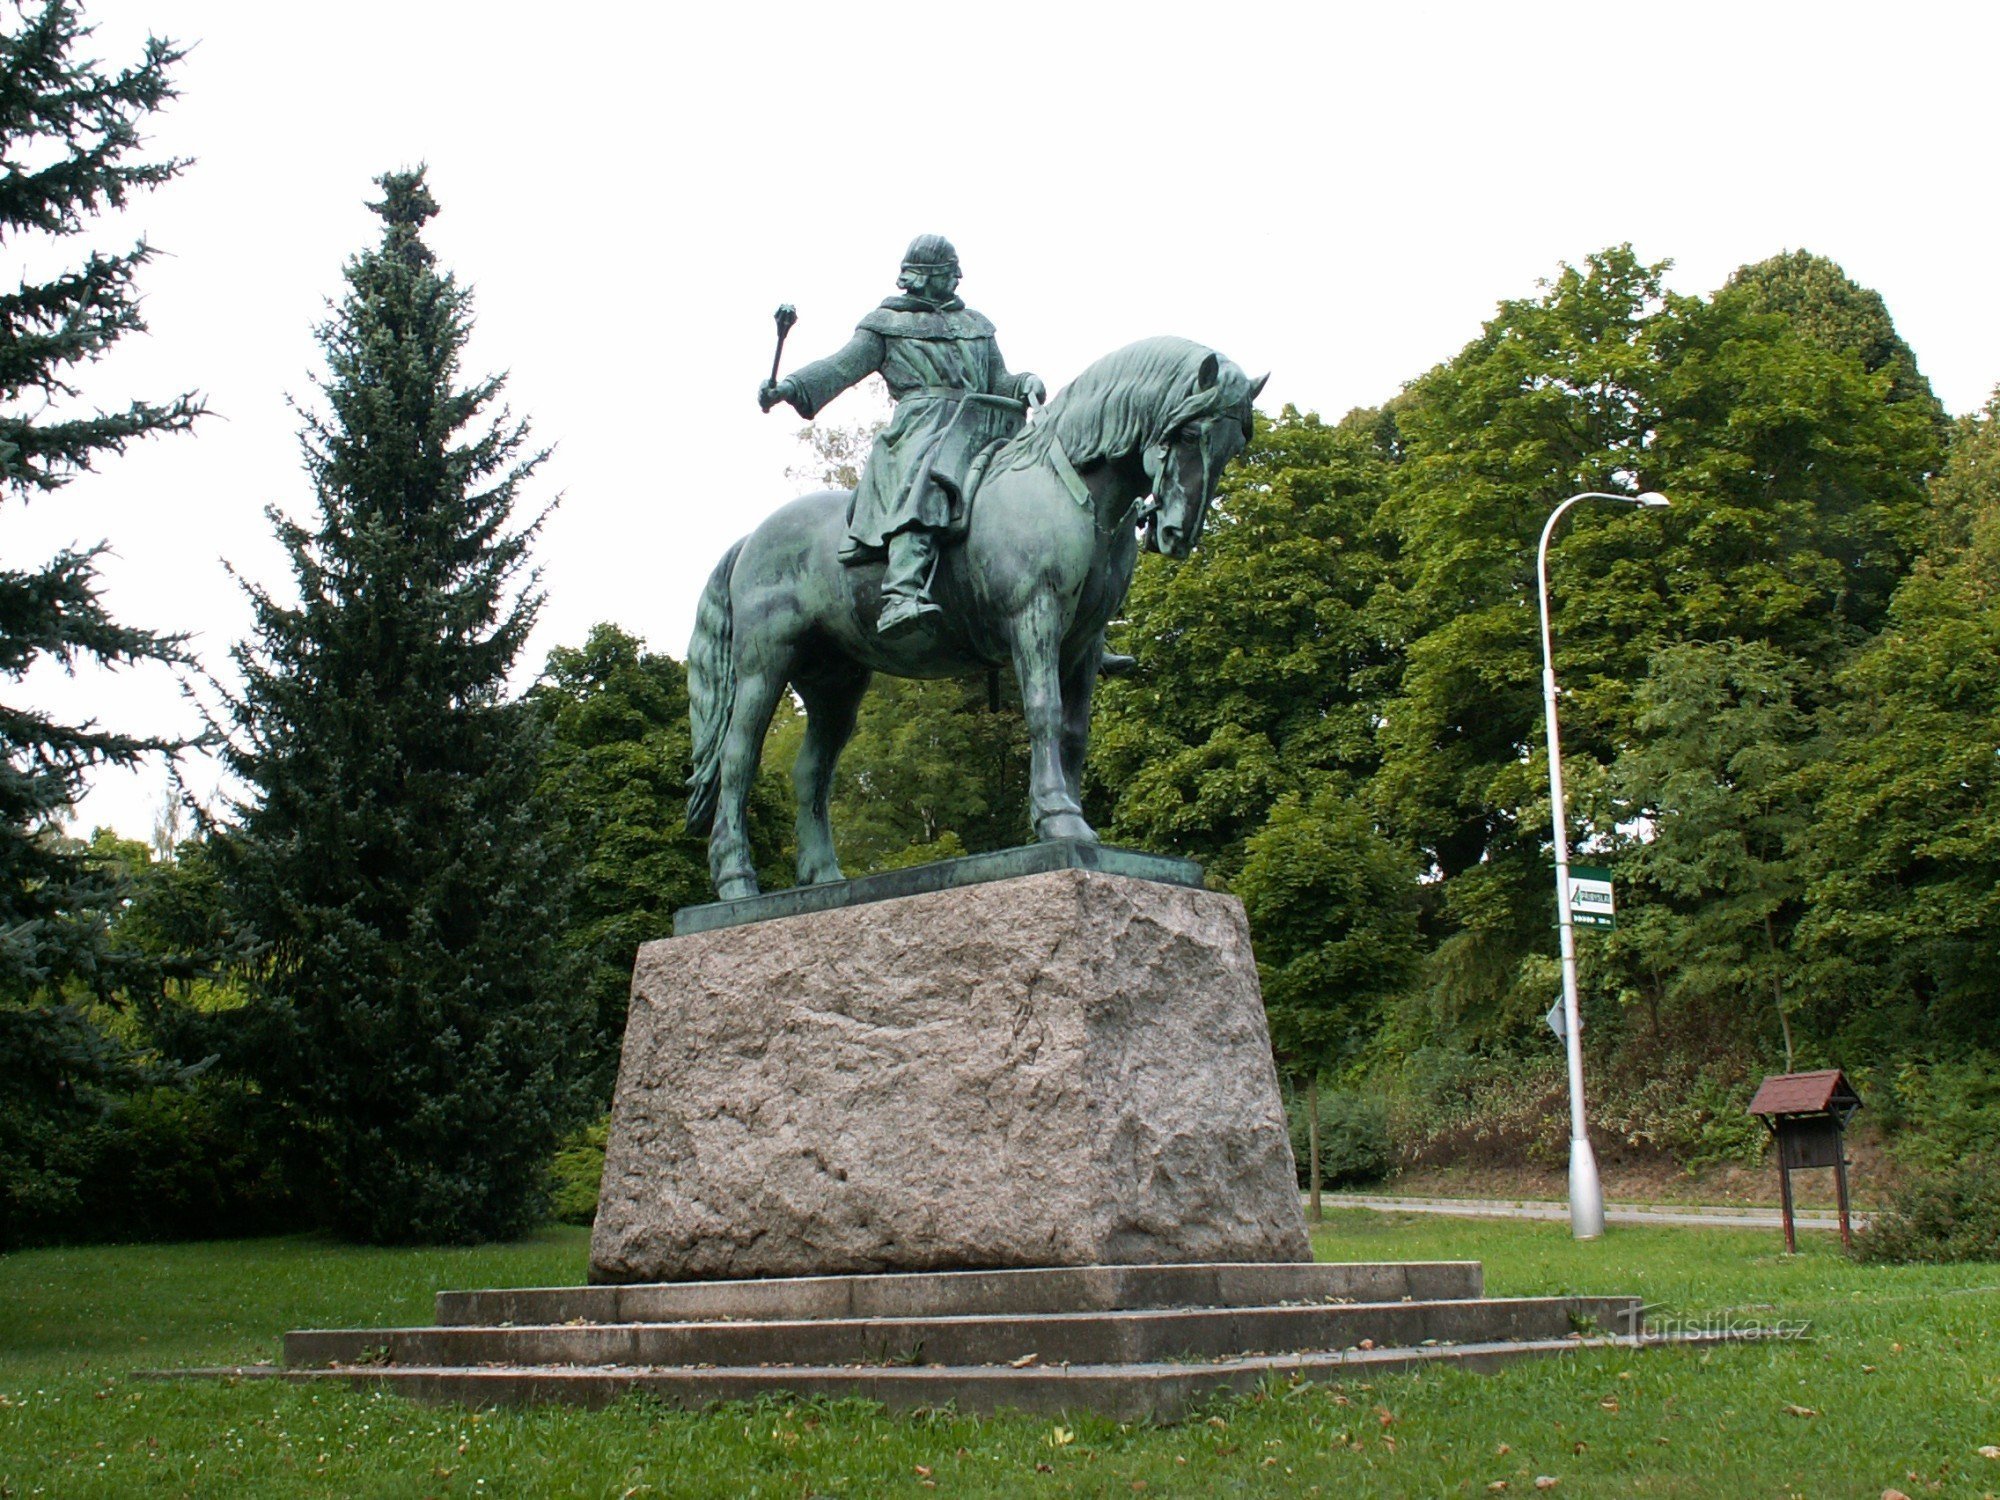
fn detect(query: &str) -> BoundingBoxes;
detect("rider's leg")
[877,525,942,636]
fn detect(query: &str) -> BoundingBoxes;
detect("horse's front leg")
[1057,637,1101,810]
[1010,596,1097,843]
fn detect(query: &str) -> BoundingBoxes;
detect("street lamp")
[1537,489,1669,1240]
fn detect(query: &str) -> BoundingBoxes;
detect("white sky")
[16,0,2000,841]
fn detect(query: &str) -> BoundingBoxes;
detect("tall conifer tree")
[0,2,198,1225]
[215,169,584,1243]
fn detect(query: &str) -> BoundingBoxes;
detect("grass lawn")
[2,1214,1996,1497]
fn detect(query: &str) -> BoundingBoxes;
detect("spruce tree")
[214,169,585,1244]
[0,2,199,1227]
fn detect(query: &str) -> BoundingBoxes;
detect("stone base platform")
[168,1260,1739,1421]
[590,862,1310,1284]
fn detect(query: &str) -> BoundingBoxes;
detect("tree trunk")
[1765,913,1794,1071]
[1307,1073,1323,1224]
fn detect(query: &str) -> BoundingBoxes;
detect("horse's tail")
[684,538,746,837]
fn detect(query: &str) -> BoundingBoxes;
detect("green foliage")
[1607,640,1815,1065]
[1796,392,2000,1047]
[1369,245,1937,1048]
[1854,1156,2000,1265]
[1285,1086,1391,1187]
[830,674,1030,871]
[1237,785,1421,1073]
[1874,1054,2000,1175]
[1090,405,1401,878]
[530,623,784,1099]
[546,1116,607,1227]
[1725,250,1945,425]
[0,2,202,1239]
[203,169,589,1245]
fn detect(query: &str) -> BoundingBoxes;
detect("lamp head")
[1635,491,1670,508]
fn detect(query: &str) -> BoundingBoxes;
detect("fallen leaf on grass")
[1376,1407,1396,1427]
[914,1466,931,1478]
[1035,1461,1053,1473]
[1497,1443,1512,1455]
[1979,1446,2000,1460]
[1009,1353,1039,1368]
[1487,1484,1508,1494]
[1598,1398,1620,1413]
[1784,1404,1820,1419]
[1047,1426,1074,1448]
[1535,1479,1559,1491]
[1882,1490,1910,1500]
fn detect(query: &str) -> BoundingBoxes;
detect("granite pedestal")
[588,849,1310,1284]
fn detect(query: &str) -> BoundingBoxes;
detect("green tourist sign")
[1565,865,1616,930]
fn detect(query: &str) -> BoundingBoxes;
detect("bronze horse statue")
[686,336,1264,900]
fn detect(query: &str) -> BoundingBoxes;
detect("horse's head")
[1142,352,1267,559]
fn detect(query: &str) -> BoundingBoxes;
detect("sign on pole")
[1565,865,1615,930]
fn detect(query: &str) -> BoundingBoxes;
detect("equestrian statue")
[690,235,1264,900]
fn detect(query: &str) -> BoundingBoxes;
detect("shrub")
[1289,1087,1392,1188]
[1854,1157,2000,1265]
[549,1117,609,1226]
[1880,1054,2000,1174]
[1,1070,297,1250]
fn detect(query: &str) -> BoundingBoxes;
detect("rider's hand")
[1020,373,1047,406]
[758,378,793,413]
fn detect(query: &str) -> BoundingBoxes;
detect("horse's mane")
[996,336,1250,474]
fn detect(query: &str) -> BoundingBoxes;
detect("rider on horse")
[758,235,1047,637]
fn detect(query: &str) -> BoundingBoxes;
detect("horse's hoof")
[1036,813,1098,844]
[716,876,760,901]
[798,863,845,886]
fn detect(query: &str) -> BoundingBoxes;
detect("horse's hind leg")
[710,659,791,902]
[792,665,871,886]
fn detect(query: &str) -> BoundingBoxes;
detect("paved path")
[1317,1192,1865,1232]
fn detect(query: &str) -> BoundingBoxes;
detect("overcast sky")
[18,0,2000,842]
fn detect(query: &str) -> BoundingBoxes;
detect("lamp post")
[1538,489,1669,1240]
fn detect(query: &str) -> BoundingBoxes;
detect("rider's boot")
[1098,650,1138,676]
[877,527,943,637]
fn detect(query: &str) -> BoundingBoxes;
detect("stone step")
[188,1328,1744,1423]
[436,1260,1485,1327]
[288,1294,1639,1372]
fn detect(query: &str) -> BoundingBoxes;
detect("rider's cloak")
[783,295,1034,551]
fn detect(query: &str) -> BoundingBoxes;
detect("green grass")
[3,1216,1997,1497]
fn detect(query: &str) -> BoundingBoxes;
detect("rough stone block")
[589,867,1309,1282]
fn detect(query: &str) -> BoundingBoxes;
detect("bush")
[2,1069,297,1250]
[1880,1054,2000,1174]
[548,1117,608,1226]
[1289,1086,1392,1188]
[1385,1048,1569,1172]
[1854,1157,2000,1265]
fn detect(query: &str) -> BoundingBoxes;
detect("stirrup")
[877,596,942,637]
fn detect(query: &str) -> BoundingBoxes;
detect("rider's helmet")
[900,233,960,279]
[900,234,960,296]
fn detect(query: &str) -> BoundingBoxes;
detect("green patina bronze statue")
[693,238,1265,901]
[760,234,1047,637]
